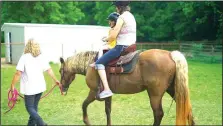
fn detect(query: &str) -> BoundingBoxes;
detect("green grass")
[187,53,222,63]
[1,61,222,125]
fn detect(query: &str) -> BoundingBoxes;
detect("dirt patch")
[1,58,14,68]
[1,58,6,63]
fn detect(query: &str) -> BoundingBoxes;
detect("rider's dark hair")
[112,1,131,14]
[117,6,130,14]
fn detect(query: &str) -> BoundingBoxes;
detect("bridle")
[60,64,69,95]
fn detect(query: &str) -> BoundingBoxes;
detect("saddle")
[95,44,140,100]
[103,44,138,74]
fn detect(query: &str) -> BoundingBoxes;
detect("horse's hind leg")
[166,82,175,100]
[147,90,164,126]
[105,97,112,126]
[82,90,96,125]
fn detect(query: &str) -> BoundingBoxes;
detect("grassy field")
[1,61,222,125]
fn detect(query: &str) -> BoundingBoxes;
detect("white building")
[1,23,109,64]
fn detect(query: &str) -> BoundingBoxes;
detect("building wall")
[24,25,109,63]
[2,24,109,64]
[3,26,25,64]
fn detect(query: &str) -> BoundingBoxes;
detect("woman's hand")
[10,70,22,92]
[10,86,15,92]
[55,80,61,86]
[46,69,61,86]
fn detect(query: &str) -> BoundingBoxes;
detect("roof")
[1,23,109,31]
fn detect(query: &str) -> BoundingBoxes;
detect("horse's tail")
[170,50,194,125]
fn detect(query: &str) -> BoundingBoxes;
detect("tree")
[1,1,222,42]
[77,1,97,25]
[1,1,84,25]
[94,1,115,26]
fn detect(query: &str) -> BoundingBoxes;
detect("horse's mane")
[65,51,98,74]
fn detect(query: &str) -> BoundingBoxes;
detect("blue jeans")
[24,93,45,126]
[95,45,127,70]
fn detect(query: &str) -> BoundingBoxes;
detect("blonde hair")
[24,39,41,57]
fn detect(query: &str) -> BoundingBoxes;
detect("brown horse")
[59,49,195,126]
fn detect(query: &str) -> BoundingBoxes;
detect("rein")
[4,84,64,114]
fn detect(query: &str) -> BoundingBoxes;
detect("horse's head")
[59,57,76,95]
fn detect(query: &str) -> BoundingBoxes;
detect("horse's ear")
[60,57,64,64]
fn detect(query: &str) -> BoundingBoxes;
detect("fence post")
[210,45,215,63]
[141,43,142,51]
[211,45,215,54]
[179,41,182,51]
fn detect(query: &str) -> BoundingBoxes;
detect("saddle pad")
[117,51,139,65]
[122,50,141,73]
[107,50,141,74]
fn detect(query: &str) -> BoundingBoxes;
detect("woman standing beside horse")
[10,39,60,125]
[95,1,136,98]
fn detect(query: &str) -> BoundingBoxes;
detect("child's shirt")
[107,29,116,49]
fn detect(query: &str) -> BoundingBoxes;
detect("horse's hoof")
[95,96,105,101]
[83,120,91,125]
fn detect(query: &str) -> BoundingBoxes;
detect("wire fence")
[1,41,222,64]
[137,42,222,63]
[1,42,106,64]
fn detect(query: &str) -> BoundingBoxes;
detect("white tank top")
[116,11,136,46]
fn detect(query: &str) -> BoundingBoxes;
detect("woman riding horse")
[95,1,136,99]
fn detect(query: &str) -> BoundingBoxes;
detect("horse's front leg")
[82,90,96,125]
[105,96,112,126]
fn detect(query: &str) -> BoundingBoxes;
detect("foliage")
[77,2,97,25]
[94,2,115,26]
[1,32,4,43]
[1,2,84,24]
[1,44,5,57]
[1,1,222,42]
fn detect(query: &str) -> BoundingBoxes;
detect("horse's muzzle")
[62,87,69,96]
